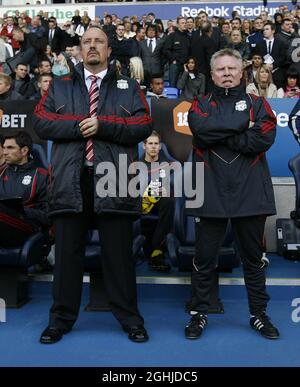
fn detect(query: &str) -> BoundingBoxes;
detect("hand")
[265,63,273,71]
[184,63,188,72]
[79,117,99,138]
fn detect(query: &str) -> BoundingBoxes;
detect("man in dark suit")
[140,25,164,88]
[146,12,163,30]
[191,22,217,92]
[257,22,287,88]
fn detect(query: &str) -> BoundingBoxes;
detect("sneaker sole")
[251,327,280,340]
[185,335,201,340]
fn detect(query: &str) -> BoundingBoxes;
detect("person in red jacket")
[0,16,20,52]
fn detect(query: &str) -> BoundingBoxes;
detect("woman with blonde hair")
[246,64,279,98]
[52,52,70,77]
[241,19,252,38]
[129,56,144,85]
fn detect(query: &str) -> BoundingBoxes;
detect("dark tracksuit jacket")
[32,62,153,217]
[0,159,49,229]
[187,84,277,218]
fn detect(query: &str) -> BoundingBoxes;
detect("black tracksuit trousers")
[189,216,270,316]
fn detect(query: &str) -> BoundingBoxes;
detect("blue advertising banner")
[268,98,299,177]
[96,1,291,20]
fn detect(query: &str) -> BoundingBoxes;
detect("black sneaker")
[185,314,207,339]
[250,313,280,339]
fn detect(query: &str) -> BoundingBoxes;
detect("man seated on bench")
[0,131,49,247]
[140,131,175,273]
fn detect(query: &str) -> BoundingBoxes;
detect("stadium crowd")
[0,3,299,100]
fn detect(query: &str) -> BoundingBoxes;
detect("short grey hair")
[210,48,243,71]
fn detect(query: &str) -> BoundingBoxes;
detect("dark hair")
[186,57,199,75]
[264,22,275,31]
[150,74,164,81]
[37,72,53,82]
[286,70,300,86]
[146,24,158,34]
[4,131,33,154]
[0,133,4,146]
[38,59,51,68]
[15,63,27,69]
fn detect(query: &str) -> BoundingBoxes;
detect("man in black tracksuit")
[0,131,48,247]
[33,27,152,344]
[185,48,279,340]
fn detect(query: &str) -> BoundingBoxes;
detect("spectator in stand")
[47,17,64,55]
[220,22,231,48]
[241,19,253,39]
[0,37,12,72]
[277,71,300,98]
[71,10,81,28]
[0,16,20,53]
[186,17,196,39]
[231,18,242,32]
[21,59,52,99]
[276,18,297,50]
[146,12,163,29]
[146,75,167,99]
[260,10,270,24]
[0,73,24,101]
[129,56,144,86]
[61,21,78,48]
[139,24,164,88]
[163,17,190,87]
[256,22,287,89]
[28,16,46,39]
[30,73,53,101]
[0,131,49,248]
[196,11,222,50]
[52,53,70,77]
[70,45,82,66]
[124,21,136,39]
[45,45,55,65]
[274,13,283,33]
[289,99,300,145]
[135,26,146,43]
[244,52,263,85]
[177,57,206,100]
[228,29,251,61]
[247,17,264,51]
[20,12,31,27]
[12,28,48,71]
[10,63,30,94]
[110,23,136,76]
[191,22,217,92]
[246,64,279,98]
[102,14,116,40]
